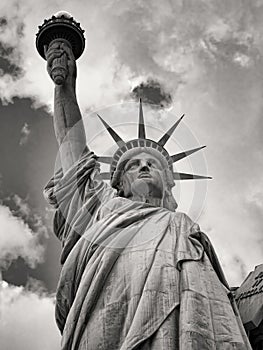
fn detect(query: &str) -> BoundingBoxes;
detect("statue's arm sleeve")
[175,213,229,289]
[43,150,115,263]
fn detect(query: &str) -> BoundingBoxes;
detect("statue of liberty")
[39,12,252,350]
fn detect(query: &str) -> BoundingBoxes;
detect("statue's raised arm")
[45,40,87,173]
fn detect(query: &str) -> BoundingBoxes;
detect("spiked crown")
[97,100,211,186]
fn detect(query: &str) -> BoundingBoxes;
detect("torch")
[36,11,85,85]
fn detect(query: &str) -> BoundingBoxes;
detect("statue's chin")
[130,179,163,199]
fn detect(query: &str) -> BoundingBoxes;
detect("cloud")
[131,79,172,108]
[8,194,48,238]
[198,182,263,286]
[0,0,260,111]
[19,122,31,145]
[0,201,46,269]
[0,279,60,350]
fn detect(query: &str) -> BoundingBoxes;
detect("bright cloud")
[0,279,60,350]
[0,0,261,110]
[0,203,45,269]
[0,195,56,348]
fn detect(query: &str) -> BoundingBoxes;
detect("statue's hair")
[161,168,178,211]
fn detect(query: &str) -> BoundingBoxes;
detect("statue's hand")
[44,40,76,87]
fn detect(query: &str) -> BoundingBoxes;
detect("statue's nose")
[139,161,150,172]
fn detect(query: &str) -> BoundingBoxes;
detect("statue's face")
[121,152,164,199]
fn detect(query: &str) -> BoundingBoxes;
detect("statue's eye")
[147,159,159,168]
[129,164,137,170]
[125,160,139,171]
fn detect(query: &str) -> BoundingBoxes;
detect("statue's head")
[97,100,209,212]
[111,146,177,211]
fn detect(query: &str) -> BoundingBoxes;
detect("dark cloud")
[0,17,8,29]
[131,79,172,108]
[0,98,61,291]
[2,258,28,286]
[25,276,49,295]
[0,41,13,56]
[208,36,248,56]
[202,33,258,68]
[0,15,24,39]
[0,14,25,78]
[0,42,23,78]
[0,56,23,78]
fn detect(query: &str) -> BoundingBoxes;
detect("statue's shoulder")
[172,211,201,234]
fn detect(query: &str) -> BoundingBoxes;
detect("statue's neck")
[128,194,162,207]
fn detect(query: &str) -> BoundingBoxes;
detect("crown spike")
[138,98,146,139]
[158,114,185,147]
[171,146,206,163]
[173,172,212,180]
[97,114,125,147]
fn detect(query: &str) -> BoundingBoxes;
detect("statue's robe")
[44,152,251,350]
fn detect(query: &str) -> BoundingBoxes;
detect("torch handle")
[49,39,71,85]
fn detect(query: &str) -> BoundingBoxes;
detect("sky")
[0,0,263,349]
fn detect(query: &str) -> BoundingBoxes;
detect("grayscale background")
[0,1,262,349]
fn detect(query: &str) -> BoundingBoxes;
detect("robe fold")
[44,151,251,350]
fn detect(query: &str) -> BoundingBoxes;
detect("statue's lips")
[138,173,152,179]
